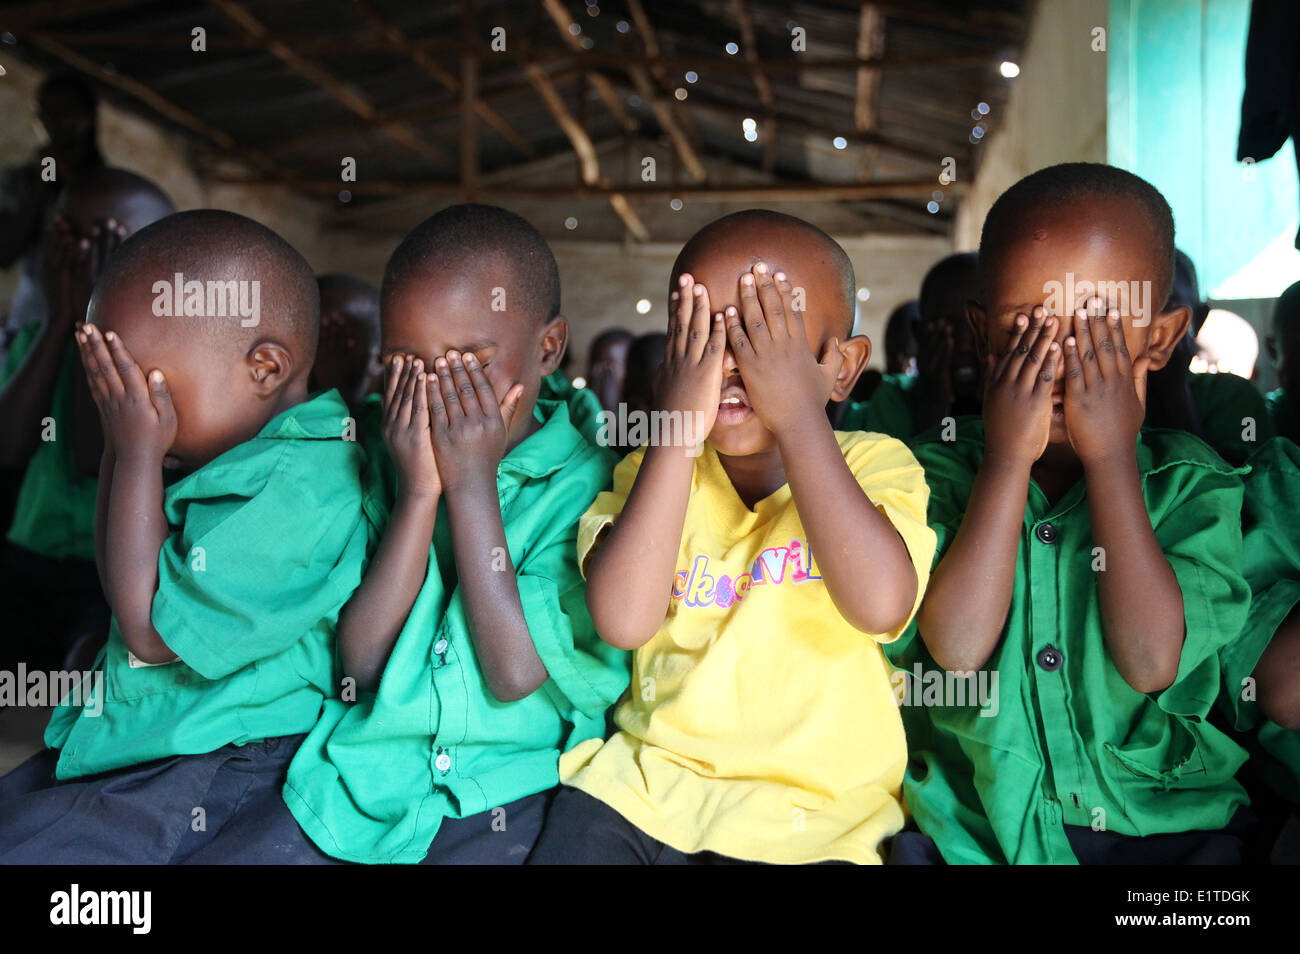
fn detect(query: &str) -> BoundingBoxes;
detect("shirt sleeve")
[1149,461,1252,718]
[576,445,646,578]
[521,455,630,719]
[841,432,938,643]
[151,443,368,680]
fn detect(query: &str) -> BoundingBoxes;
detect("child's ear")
[964,300,990,362]
[247,342,293,395]
[538,316,568,376]
[1142,304,1192,372]
[828,333,871,402]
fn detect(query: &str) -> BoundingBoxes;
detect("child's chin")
[707,419,773,458]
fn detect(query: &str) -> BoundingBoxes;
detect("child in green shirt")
[1264,281,1299,445]
[890,163,1256,864]
[0,210,369,864]
[0,168,174,679]
[282,204,627,864]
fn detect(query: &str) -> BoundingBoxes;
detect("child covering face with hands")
[528,210,937,865]
[889,163,1257,866]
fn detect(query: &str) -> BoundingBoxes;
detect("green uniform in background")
[838,373,921,440]
[1186,371,1276,466]
[890,417,1252,864]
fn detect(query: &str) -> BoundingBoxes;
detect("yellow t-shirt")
[559,430,937,864]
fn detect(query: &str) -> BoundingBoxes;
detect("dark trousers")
[527,786,765,865]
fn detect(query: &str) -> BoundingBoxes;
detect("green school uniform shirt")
[282,397,629,864]
[43,390,369,779]
[539,369,609,454]
[890,417,1252,864]
[1,324,97,560]
[839,373,920,440]
[1219,437,1300,806]
[1186,371,1275,465]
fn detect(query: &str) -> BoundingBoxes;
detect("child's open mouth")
[717,388,752,424]
[1050,394,1065,421]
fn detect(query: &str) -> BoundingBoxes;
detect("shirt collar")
[257,388,353,441]
[497,397,587,479]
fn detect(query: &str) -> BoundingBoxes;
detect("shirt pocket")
[106,639,214,702]
[1103,714,1207,789]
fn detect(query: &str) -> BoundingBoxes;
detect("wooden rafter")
[731,0,777,173]
[206,0,454,172]
[22,30,294,181]
[855,4,886,133]
[624,0,707,183]
[350,0,533,158]
[538,0,636,133]
[459,0,477,201]
[521,62,650,241]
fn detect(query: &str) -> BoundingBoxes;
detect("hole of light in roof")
[580,36,594,49]
[670,198,684,211]
[616,19,630,33]
[1000,61,1019,78]
[927,201,940,214]
[636,298,653,314]
[674,87,688,100]
[832,136,847,150]
[586,4,599,15]
[971,108,982,120]
[744,129,758,142]
[856,287,870,302]
[572,376,588,389]
[977,102,990,115]
[627,94,642,107]
[972,125,985,139]
[338,190,352,203]
[569,23,581,35]
[564,216,578,230]
[685,71,698,83]
[742,117,757,130]
[932,190,944,202]
[969,132,981,144]
[725,42,739,55]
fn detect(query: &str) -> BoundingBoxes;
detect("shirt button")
[1035,522,1059,544]
[433,638,449,655]
[1036,646,1063,671]
[435,752,452,773]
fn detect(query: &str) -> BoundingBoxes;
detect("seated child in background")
[1265,281,1300,443]
[528,209,937,865]
[308,273,381,412]
[1217,436,1300,863]
[0,167,174,678]
[839,253,982,440]
[828,299,917,425]
[585,327,634,415]
[1147,250,1275,465]
[282,204,628,864]
[620,330,667,420]
[0,210,369,863]
[892,163,1255,865]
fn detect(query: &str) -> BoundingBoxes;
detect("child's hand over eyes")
[658,273,726,446]
[723,262,842,436]
[74,323,176,463]
[982,306,1060,465]
[382,354,442,499]
[1062,300,1147,464]
[428,350,524,494]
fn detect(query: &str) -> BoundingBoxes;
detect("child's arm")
[916,309,1060,671]
[1065,308,1186,693]
[427,350,539,702]
[585,276,726,650]
[725,265,917,633]
[1255,605,1300,729]
[75,323,176,663]
[336,356,442,691]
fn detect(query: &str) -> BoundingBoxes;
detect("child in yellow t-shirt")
[527,211,936,865]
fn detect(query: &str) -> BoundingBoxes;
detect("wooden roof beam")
[855,4,886,133]
[206,0,454,172]
[731,0,777,173]
[625,0,707,183]
[538,0,636,134]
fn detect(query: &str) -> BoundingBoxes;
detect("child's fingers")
[686,282,712,364]
[737,272,769,352]
[1132,355,1152,407]
[462,352,498,418]
[1090,302,1117,379]
[90,329,127,400]
[382,354,404,418]
[751,262,787,338]
[434,357,464,417]
[410,370,429,428]
[704,312,727,368]
[1002,309,1041,382]
[1063,334,1084,393]
[1014,315,1057,388]
[818,336,846,390]
[992,312,1029,382]
[1106,308,1132,375]
[445,351,479,417]
[669,274,694,357]
[396,358,421,429]
[75,328,109,406]
[147,369,176,434]
[723,306,751,360]
[426,373,448,432]
[1031,340,1062,394]
[498,382,525,432]
[1071,309,1098,387]
[105,331,150,404]
[774,271,804,334]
